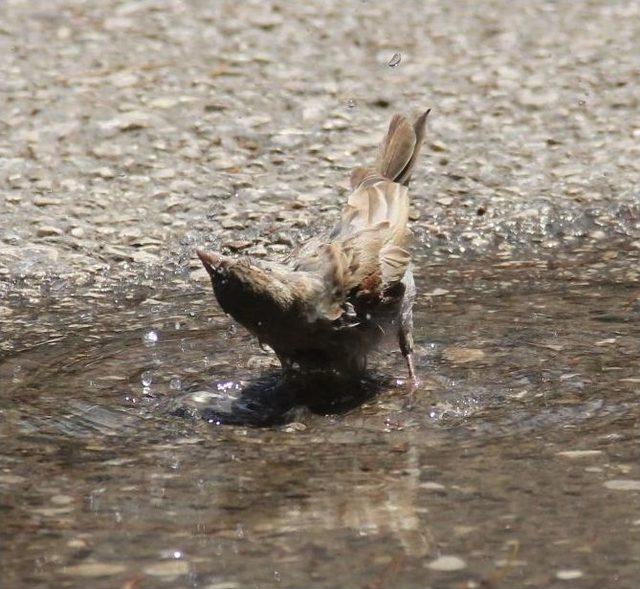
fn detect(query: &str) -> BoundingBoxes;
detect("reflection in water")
[173,371,383,426]
[2,244,640,588]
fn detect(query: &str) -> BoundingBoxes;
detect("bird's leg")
[405,352,417,383]
[398,326,419,390]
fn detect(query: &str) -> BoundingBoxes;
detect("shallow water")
[2,242,640,589]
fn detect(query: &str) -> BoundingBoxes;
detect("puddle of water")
[2,242,640,588]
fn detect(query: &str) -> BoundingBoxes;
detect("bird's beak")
[196,249,222,275]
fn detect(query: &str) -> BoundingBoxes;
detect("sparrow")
[197,109,430,383]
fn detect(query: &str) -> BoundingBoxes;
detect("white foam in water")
[143,330,158,345]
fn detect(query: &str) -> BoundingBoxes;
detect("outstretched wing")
[289,111,429,323]
[338,180,410,246]
[294,181,411,321]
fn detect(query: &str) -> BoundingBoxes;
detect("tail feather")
[350,109,430,189]
[393,109,430,186]
[375,114,417,183]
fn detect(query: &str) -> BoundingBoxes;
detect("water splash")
[388,52,402,67]
[143,330,158,345]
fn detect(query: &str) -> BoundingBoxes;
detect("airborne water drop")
[388,52,401,67]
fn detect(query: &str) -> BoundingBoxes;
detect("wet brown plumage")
[197,109,430,381]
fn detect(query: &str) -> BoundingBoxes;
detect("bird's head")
[196,250,311,341]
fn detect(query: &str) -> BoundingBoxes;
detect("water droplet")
[578,98,586,106]
[143,330,158,345]
[169,377,182,390]
[388,52,402,67]
[172,551,182,559]
[141,371,153,386]
[346,98,356,109]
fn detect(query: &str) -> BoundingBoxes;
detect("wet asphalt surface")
[2,1,640,588]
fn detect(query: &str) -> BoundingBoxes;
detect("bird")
[197,109,430,384]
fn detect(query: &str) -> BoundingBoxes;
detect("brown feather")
[198,109,430,377]
[301,112,429,320]
[375,114,416,182]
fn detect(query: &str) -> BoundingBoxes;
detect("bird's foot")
[405,354,419,385]
[402,384,419,410]
[401,353,420,409]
